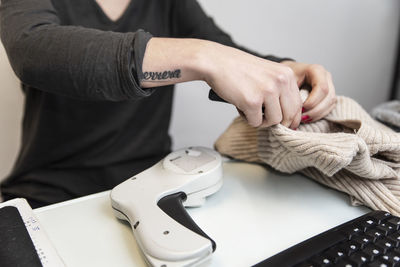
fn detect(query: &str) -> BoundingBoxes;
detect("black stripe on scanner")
[157,192,217,252]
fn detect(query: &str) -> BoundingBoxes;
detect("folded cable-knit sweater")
[215,96,400,215]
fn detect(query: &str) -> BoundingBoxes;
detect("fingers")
[259,67,301,129]
[261,94,282,127]
[303,65,330,111]
[283,74,302,129]
[302,71,336,123]
[247,91,301,130]
[236,63,334,128]
[303,77,336,122]
[242,99,263,127]
[289,107,302,129]
[239,66,301,129]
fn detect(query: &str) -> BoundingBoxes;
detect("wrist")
[189,39,220,85]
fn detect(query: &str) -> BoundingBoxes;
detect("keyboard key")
[349,251,369,265]
[365,229,385,242]
[339,241,361,256]
[387,233,400,247]
[365,218,379,226]
[376,224,394,236]
[357,221,375,232]
[342,224,363,239]
[373,212,391,224]
[393,255,400,263]
[323,247,346,263]
[387,252,400,264]
[352,235,372,249]
[387,217,400,230]
[376,238,395,253]
[363,244,382,261]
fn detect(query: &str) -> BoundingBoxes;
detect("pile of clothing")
[215,96,400,215]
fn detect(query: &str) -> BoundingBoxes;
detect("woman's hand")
[281,61,337,123]
[201,43,302,129]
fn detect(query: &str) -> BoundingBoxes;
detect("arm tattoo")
[142,69,181,82]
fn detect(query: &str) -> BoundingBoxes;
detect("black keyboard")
[253,211,400,267]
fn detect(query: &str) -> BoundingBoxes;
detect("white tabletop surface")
[34,161,370,267]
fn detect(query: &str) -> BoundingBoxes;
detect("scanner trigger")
[158,192,216,252]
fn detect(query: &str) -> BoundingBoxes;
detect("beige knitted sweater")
[215,96,400,215]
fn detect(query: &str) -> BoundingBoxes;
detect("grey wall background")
[1,0,399,182]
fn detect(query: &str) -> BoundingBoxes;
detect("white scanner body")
[110,147,223,266]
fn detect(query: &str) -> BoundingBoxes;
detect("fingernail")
[302,108,306,113]
[304,119,312,123]
[294,128,297,131]
[301,115,310,121]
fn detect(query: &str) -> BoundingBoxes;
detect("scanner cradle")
[110,147,223,266]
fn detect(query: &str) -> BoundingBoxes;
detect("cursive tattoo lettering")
[143,69,181,81]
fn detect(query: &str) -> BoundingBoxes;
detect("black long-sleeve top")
[0,0,289,207]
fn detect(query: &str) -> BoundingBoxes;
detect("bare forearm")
[141,38,212,87]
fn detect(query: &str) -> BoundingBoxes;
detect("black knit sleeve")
[0,0,153,101]
[170,0,293,63]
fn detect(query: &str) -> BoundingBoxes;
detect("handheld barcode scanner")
[110,147,223,266]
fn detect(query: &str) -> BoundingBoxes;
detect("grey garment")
[371,100,400,132]
[0,0,153,101]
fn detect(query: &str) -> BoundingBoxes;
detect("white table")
[34,161,370,267]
